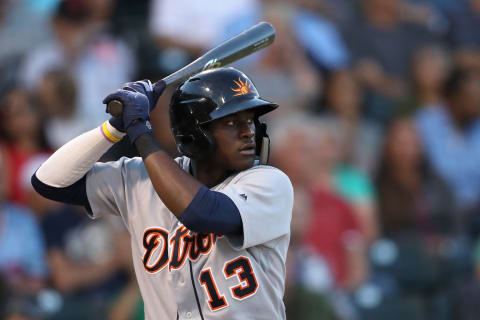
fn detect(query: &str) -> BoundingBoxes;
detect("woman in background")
[0,86,50,206]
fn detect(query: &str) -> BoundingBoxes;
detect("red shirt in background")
[303,188,362,287]
[2,144,50,205]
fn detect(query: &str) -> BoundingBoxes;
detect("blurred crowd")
[1,0,480,319]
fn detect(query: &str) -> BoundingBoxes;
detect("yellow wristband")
[101,121,122,143]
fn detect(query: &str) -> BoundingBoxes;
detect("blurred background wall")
[1,0,480,319]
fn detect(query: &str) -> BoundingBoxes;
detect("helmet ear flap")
[175,134,195,157]
[255,120,271,165]
[259,136,270,165]
[176,126,217,159]
[199,126,217,158]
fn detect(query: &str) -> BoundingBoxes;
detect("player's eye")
[246,118,253,125]
[226,120,235,126]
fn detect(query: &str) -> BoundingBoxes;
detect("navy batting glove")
[107,80,166,132]
[122,79,166,112]
[103,89,152,143]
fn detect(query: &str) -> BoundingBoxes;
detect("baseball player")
[32,67,293,319]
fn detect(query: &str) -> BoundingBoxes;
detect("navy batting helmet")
[169,67,278,161]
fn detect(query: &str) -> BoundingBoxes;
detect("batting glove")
[107,80,166,132]
[103,89,152,144]
[122,79,166,113]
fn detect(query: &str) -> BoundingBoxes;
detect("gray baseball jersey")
[85,156,293,320]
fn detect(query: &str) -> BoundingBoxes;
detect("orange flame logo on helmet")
[231,77,252,96]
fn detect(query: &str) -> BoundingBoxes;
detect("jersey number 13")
[199,256,258,311]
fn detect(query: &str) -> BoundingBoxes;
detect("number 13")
[199,256,258,311]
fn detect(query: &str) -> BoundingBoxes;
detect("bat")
[106,21,275,118]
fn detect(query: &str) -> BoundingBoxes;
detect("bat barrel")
[163,21,275,86]
[106,21,275,118]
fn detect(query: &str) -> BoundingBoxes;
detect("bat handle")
[106,100,124,118]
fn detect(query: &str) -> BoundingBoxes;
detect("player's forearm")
[135,135,203,217]
[36,121,124,187]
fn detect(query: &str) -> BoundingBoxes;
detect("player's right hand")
[102,89,152,143]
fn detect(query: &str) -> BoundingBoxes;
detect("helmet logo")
[231,77,252,96]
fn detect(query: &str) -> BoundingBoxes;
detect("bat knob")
[106,100,123,118]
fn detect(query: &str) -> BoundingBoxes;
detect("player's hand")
[122,79,166,113]
[106,80,166,133]
[103,89,152,143]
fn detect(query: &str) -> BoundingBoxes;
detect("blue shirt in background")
[415,105,480,209]
[0,204,48,281]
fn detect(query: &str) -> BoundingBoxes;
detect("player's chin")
[233,154,256,171]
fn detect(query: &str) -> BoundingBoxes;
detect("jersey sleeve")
[85,157,130,219]
[218,166,294,250]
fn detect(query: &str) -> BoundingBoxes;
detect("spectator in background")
[0,87,50,205]
[343,0,436,124]
[270,116,321,298]
[318,69,382,176]
[270,115,319,188]
[295,71,380,246]
[243,2,322,115]
[290,0,350,74]
[403,45,451,113]
[284,187,339,320]
[41,204,135,319]
[415,68,480,215]
[85,0,114,29]
[449,0,480,71]
[0,153,48,296]
[0,0,52,63]
[313,71,380,244]
[20,0,135,126]
[303,123,369,319]
[149,0,262,74]
[374,117,456,320]
[314,122,369,284]
[0,0,54,95]
[36,68,90,149]
[271,111,379,245]
[376,117,454,237]
[401,0,449,35]
[19,154,58,220]
[321,0,357,26]
[271,117,365,319]
[424,0,469,17]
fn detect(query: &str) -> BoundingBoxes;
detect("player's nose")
[239,121,255,139]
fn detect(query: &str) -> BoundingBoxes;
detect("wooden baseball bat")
[106,21,275,118]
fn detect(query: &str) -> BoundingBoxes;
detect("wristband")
[100,121,125,143]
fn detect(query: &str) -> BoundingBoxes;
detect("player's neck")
[191,160,232,188]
